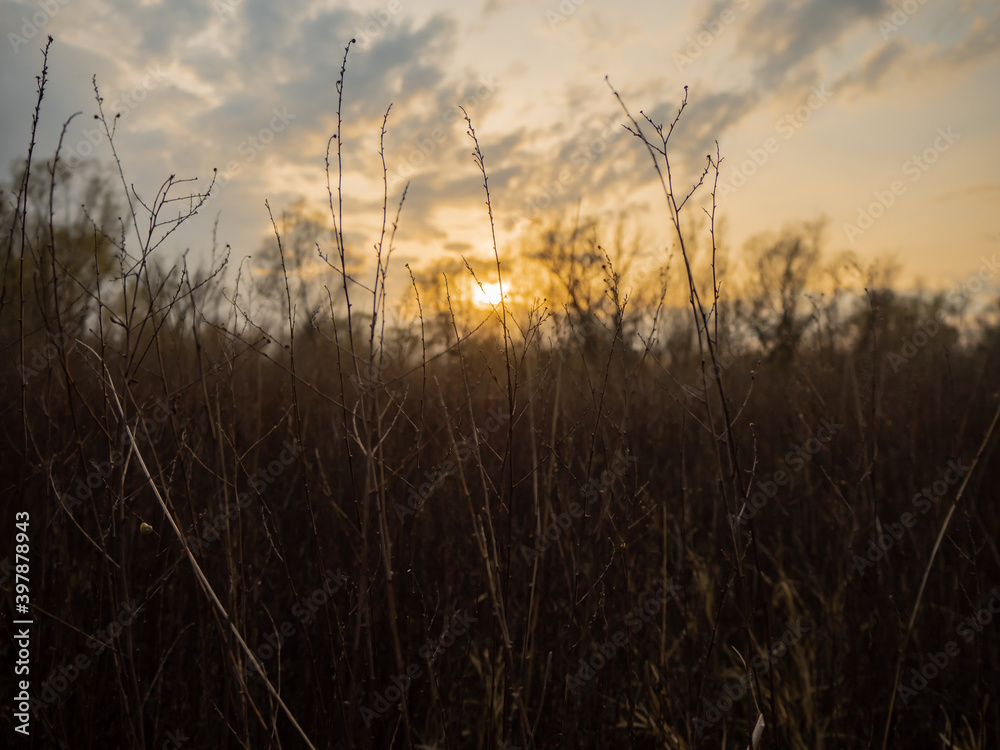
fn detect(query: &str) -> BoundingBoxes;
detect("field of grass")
[3,40,999,749]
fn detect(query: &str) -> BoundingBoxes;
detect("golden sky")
[2,0,998,302]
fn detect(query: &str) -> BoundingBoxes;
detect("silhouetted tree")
[737,219,825,363]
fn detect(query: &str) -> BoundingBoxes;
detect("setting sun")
[472,281,506,307]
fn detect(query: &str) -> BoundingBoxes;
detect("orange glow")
[472,281,506,308]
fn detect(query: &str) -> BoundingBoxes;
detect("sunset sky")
[2,0,998,305]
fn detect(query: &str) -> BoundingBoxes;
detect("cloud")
[639,88,760,169]
[607,1,891,174]
[205,5,459,135]
[835,40,908,94]
[483,0,533,14]
[833,5,1000,96]
[733,0,888,88]
[616,0,994,182]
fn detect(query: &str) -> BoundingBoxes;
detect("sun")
[472,281,506,307]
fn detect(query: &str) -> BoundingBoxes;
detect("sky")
[1,0,998,310]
